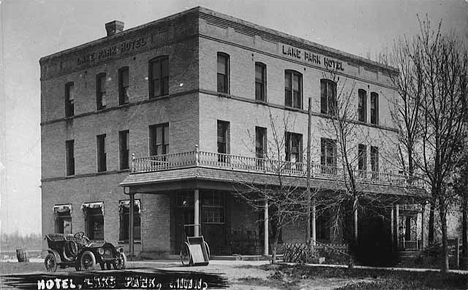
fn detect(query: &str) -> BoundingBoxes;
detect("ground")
[1,259,467,289]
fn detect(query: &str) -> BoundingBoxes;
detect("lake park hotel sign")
[281,44,345,71]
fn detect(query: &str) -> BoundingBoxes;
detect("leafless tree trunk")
[386,18,468,272]
[235,110,312,264]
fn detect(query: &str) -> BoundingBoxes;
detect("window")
[82,202,104,240]
[96,73,106,110]
[119,67,129,105]
[321,79,337,115]
[358,144,367,177]
[65,82,74,117]
[54,205,72,234]
[370,146,379,178]
[285,132,303,163]
[316,207,331,242]
[255,63,266,101]
[217,53,229,94]
[358,89,367,122]
[202,191,225,224]
[217,121,230,162]
[119,200,141,241]
[285,70,302,109]
[97,134,106,172]
[321,138,337,174]
[255,127,267,169]
[149,123,169,156]
[119,130,129,170]
[149,56,169,98]
[66,140,75,176]
[370,92,379,125]
[255,127,267,159]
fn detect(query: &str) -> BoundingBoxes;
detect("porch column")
[421,204,425,249]
[390,207,394,245]
[129,192,135,257]
[394,204,400,249]
[194,189,200,237]
[264,199,269,255]
[311,201,316,245]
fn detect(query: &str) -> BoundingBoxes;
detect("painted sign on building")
[281,44,345,71]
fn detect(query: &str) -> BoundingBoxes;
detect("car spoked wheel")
[80,251,96,271]
[113,252,127,270]
[44,253,58,272]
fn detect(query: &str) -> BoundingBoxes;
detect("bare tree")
[386,18,468,272]
[235,110,313,263]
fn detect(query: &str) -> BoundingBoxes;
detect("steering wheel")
[74,231,85,239]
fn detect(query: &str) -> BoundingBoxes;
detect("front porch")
[120,149,426,258]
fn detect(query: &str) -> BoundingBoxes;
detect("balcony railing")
[131,150,425,188]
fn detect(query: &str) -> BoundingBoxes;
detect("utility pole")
[306,97,315,244]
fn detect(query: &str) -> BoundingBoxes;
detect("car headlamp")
[98,248,105,255]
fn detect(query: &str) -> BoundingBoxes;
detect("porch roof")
[120,166,428,201]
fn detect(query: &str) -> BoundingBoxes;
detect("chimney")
[105,20,124,37]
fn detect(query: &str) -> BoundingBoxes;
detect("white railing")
[131,150,424,188]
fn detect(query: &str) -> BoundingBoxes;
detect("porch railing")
[131,150,424,188]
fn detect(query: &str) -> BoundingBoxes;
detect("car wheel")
[113,252,127,270]
[44,253,58,272]
[80,251,96,271]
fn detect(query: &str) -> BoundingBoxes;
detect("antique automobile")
[44,232,127,272]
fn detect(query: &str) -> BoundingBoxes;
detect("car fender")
[47,249,62,264]
[77,247,104,263]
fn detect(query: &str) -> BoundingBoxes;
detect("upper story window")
[321,138,337,174]
[149,123,169,156]
[217,120,230,155]
[65,140,75,176]
[358,144,367,175]
[119,130,129,170]
[65,82,75,117]
[255,63,266,101]
[96,73,107,110]
[119,67,129,105]
[285,132,303,163]
[370,92,379,125]
[320,79,337,115]
[217,53,230,94]
[370,146,379,175]
[285,70,302,109]
[97,134,107,172]
[358,89,367,122]
[255,127,267,159]
[149,56,169,98]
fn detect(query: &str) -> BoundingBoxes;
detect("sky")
[0,0,467,236]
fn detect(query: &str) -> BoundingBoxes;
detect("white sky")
[1,0,467,235]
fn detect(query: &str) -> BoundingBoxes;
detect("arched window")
[320,79,337,115]
[370,92,379,125]
[358,89,367,122]
[285,70,302,109]
[255,62,266,101]
[149,56,169,98]
[65,82,74,117]
[217,53,230,94]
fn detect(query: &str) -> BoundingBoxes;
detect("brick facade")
[41,7,416,257]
